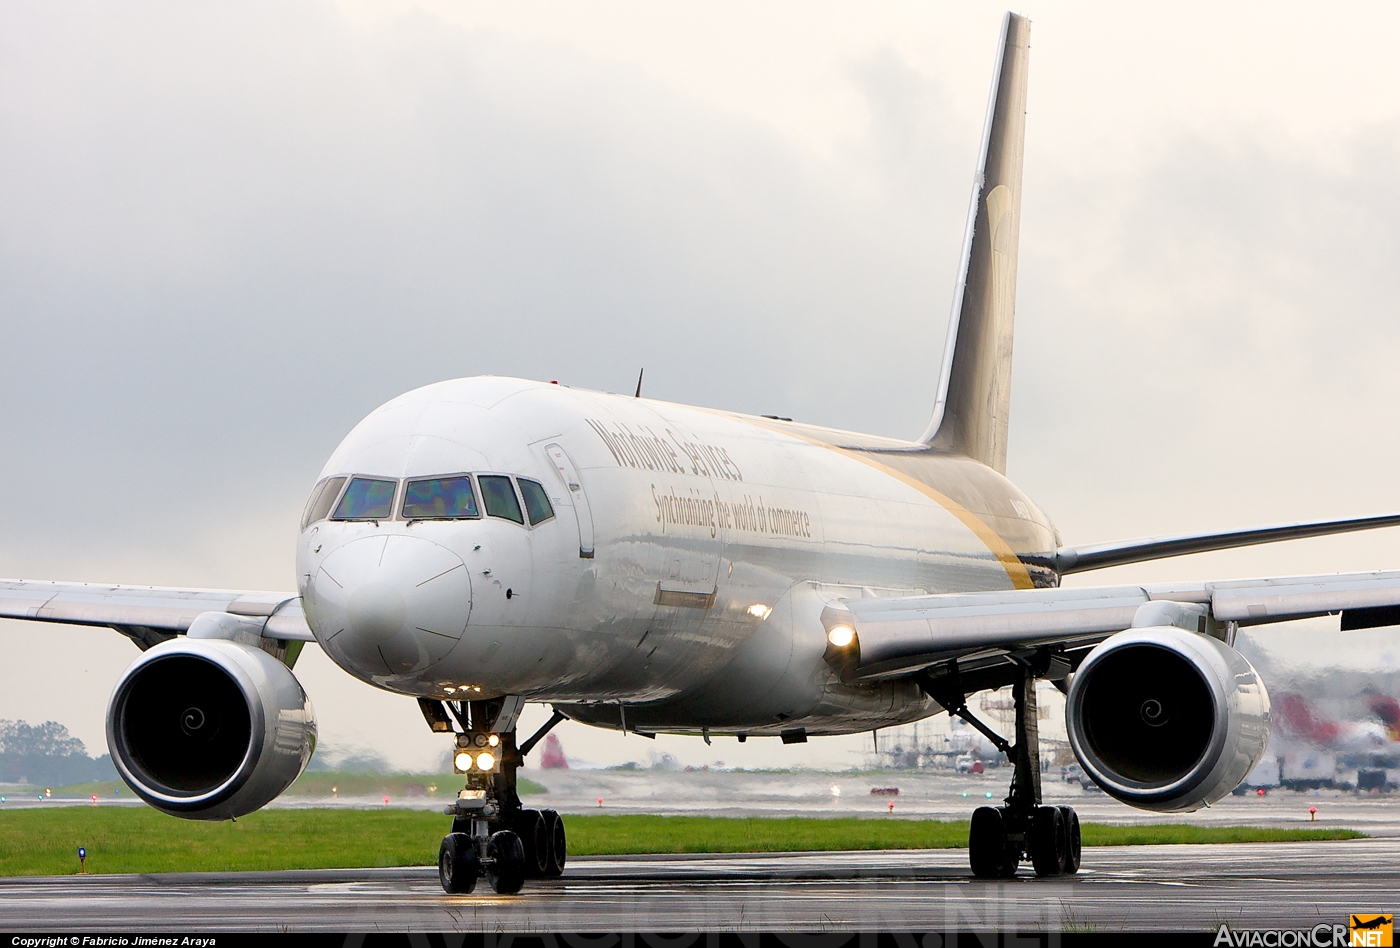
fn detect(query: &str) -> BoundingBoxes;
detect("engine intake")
[107,637,316,820]
[1066,626,1269,812]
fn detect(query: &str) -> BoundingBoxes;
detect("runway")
[3,838,1397,932]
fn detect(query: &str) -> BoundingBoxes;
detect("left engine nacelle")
[106,637,316,820]
[1066,626,1269,812]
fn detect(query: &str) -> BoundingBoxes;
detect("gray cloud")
[1014,124,1400,548]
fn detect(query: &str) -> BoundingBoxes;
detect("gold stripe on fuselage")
[718,412,1039,591]
[832,448,1035,590]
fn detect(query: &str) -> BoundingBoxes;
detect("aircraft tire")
[1058,806,1082,874]
[1029,805,1066,877]
[969,806,1012,878]
[514,808,548,877]
[541,808,566,877]
[438,832,479,894]
[487,830,527,895]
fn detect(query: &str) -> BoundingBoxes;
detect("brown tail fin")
[919,12,1030,475]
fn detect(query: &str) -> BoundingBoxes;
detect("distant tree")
[0,720,87,758]
[0,720,114,787]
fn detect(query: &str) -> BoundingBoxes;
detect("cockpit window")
[301,476,347,530]
[402,475,479,520]
[518,478,555,526]
[331,477,397,520]
[478,475,524,524]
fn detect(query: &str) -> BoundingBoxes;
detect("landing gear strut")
[923,661,1081,878]
[422,697,568,894]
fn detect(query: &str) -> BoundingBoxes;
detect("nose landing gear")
[422,697,570,895]
[922,659,1082,879]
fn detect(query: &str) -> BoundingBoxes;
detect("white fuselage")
[297,377,1058,737]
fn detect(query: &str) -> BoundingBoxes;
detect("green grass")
[0,809,1364,878]
[46,773,547,800]
[557,816,1363,854]
[1079,824,1362,846]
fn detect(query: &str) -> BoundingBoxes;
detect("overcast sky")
[3,1,1399,772]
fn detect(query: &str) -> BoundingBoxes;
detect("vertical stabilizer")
[918,12,1030,474]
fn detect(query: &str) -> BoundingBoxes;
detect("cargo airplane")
[6,12,1400,893]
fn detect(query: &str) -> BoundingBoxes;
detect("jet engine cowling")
[106,637,316,820]
[1065,626,1269,812]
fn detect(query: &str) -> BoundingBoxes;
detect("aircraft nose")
[305,535,471,680]
[347,582,407,641]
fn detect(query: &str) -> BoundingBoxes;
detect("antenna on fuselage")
[634,368,644,398]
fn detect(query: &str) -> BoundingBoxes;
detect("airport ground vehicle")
[8,12,1400,890]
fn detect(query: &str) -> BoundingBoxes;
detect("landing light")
[453,751,473,772]
[827,626,855,648]
[747,604,772,619]
[476,752,496,771]
[487,734,500,748]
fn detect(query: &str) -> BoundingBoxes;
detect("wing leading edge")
[0,578,313,650]
[821,569,1400,681]
[1056,511,1400,574]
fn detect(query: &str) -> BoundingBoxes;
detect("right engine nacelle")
[106,636,316,821]
[1066,626,1270,812]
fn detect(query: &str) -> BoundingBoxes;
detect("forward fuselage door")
[544,442,595,558]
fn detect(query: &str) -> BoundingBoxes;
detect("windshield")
[478,475,524,524]
[518,478,555,525]
[402,475,479,520]
[332,477,397,520]
[301,476,346,529]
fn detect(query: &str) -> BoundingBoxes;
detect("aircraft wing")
[0,578,313,650]
[1055,511,1400,573]
[822,569,1400,681]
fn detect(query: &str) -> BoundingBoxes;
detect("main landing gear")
[420,697,569,895]
[923,659,1081,879]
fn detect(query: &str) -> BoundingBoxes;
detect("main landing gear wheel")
[438,832,480,894]
[1059,805,1082,874]
[1029,805,1067,877]
[541,808,566,877]
[969,806,1017,879]
[514,808,549,878]
[943,662,1085,880]
[487,830,527,895]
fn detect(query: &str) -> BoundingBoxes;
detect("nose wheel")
[485,830,526,894]
[923,658,1082,879]
[438,832,479,894]
[512,806,566,878]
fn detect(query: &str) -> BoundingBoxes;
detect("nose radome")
[306,535,471,680]
[347,583,407,642]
